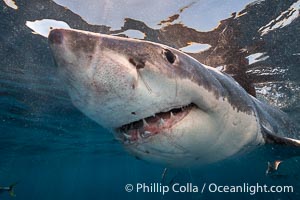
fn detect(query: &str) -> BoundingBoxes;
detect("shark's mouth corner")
[115,104,196,144]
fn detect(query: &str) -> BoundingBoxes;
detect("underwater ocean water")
[1,0,300,199]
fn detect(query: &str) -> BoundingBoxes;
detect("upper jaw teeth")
[170,111,174,119]
[143,119,149,127]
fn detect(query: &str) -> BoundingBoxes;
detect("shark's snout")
[48,29,64,44]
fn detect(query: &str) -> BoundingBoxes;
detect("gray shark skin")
[48,28,299,167]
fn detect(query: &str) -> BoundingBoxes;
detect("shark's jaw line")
[115,103,196,144]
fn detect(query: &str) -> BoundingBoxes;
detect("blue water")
[1,0,300,199]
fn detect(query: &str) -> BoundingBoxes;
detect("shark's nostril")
[129,58,135,66]
[48,29,64,44]
[129,58,145,69]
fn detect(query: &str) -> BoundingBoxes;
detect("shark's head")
[49,28,261,167]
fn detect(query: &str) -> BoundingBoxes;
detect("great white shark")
[48,28,300,168]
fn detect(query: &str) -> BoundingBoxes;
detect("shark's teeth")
[124,140,134,144]
[143,119,149,127]
[141,131,152,138]
[158,118,165,126]
[170,111,174,119]
[118,104,194,143]
[123,133,132,139]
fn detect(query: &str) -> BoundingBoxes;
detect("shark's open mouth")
[116,104,195,144]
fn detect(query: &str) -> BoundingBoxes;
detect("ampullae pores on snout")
[48,28,300,167]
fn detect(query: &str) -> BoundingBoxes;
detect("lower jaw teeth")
[141,131,152,138]
[123,133,132,139]
[122,130,153,143]
[124,140,134,144]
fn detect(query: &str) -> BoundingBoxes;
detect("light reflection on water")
[53,0,257,31]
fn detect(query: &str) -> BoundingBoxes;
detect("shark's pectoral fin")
[264,133,300,147]
[262,124,300,173]
[262,125,300,147]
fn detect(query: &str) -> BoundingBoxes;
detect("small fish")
[0,182,17,197]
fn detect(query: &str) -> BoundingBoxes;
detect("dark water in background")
[0,0,300,199]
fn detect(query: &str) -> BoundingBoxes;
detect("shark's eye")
[163,49,176,64]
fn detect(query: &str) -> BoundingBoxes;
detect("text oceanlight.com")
[124,182,294,195]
